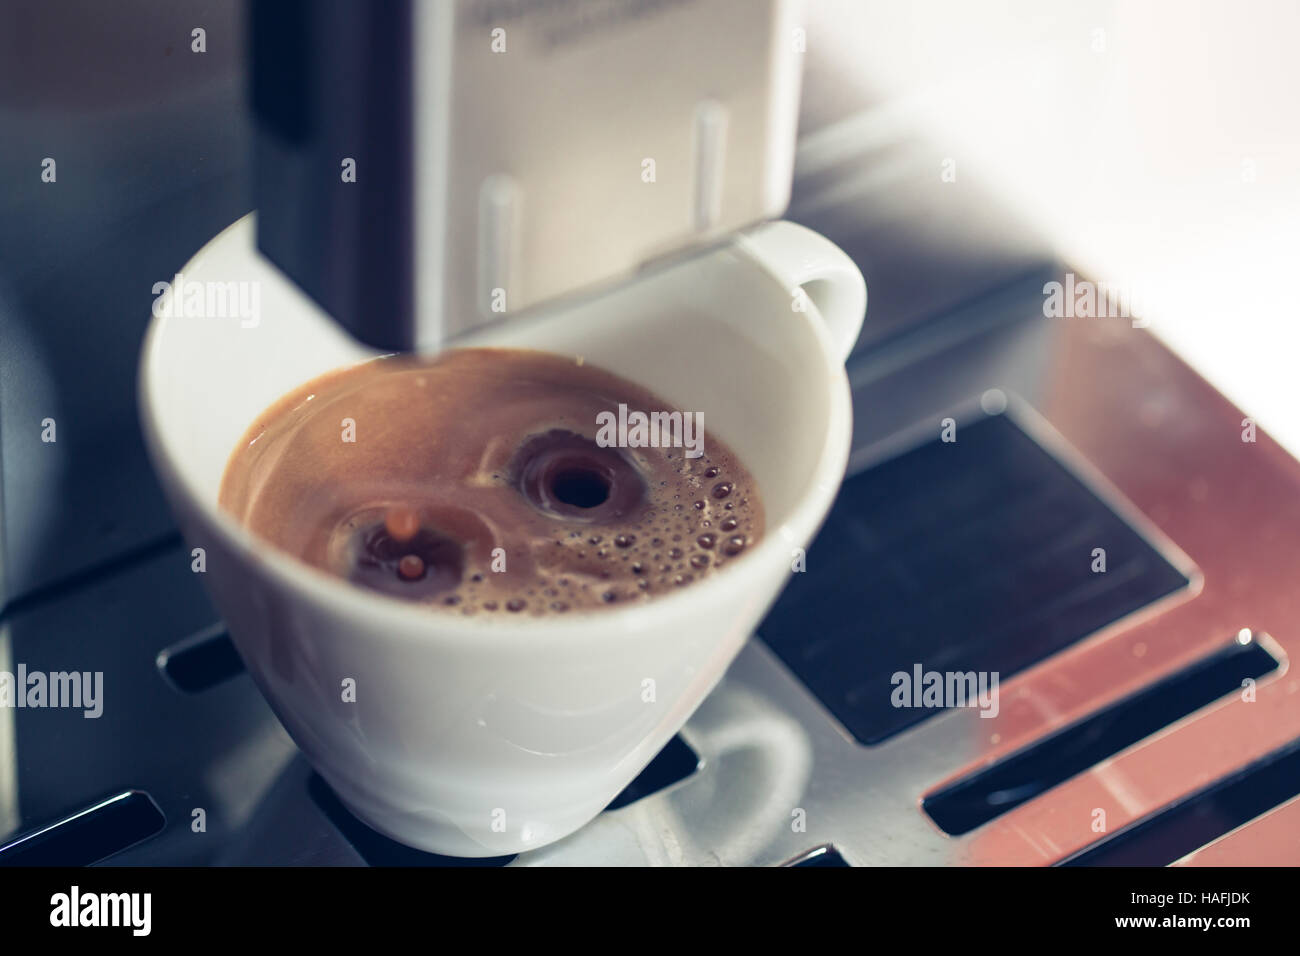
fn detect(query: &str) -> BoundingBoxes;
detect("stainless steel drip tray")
[0,536,864,867]
[5,272,1300,866]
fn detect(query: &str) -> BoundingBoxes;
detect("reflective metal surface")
[5,258,1298,865]
[1176,795,1300,867]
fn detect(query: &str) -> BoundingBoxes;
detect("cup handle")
[735,220,868,364]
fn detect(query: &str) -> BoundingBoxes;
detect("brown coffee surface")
[218,348,764,616]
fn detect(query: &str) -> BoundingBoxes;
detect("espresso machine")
[250,0,804,350]
[3,0,1299,869]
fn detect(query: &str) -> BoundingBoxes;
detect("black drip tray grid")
[759,411,1190,745]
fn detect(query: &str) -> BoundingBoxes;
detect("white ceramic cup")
[139,215,866,856]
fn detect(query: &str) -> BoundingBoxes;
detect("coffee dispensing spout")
[249,0,804,352]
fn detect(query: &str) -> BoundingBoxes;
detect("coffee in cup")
[218,347,764,616]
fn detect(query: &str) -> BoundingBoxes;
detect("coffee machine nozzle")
[250,0,803,352]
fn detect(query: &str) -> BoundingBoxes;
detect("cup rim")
[137,215,855,648]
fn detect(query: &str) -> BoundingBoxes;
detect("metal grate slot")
[786,845,851,867]
[156,624,245,693]
[924,634,1280,835]
[1061,736,1300,866]
[604,736,700,811]
[0,791,165,866]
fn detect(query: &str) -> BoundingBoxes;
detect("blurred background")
[3,0,1298,606]
[797,0,1300,453]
